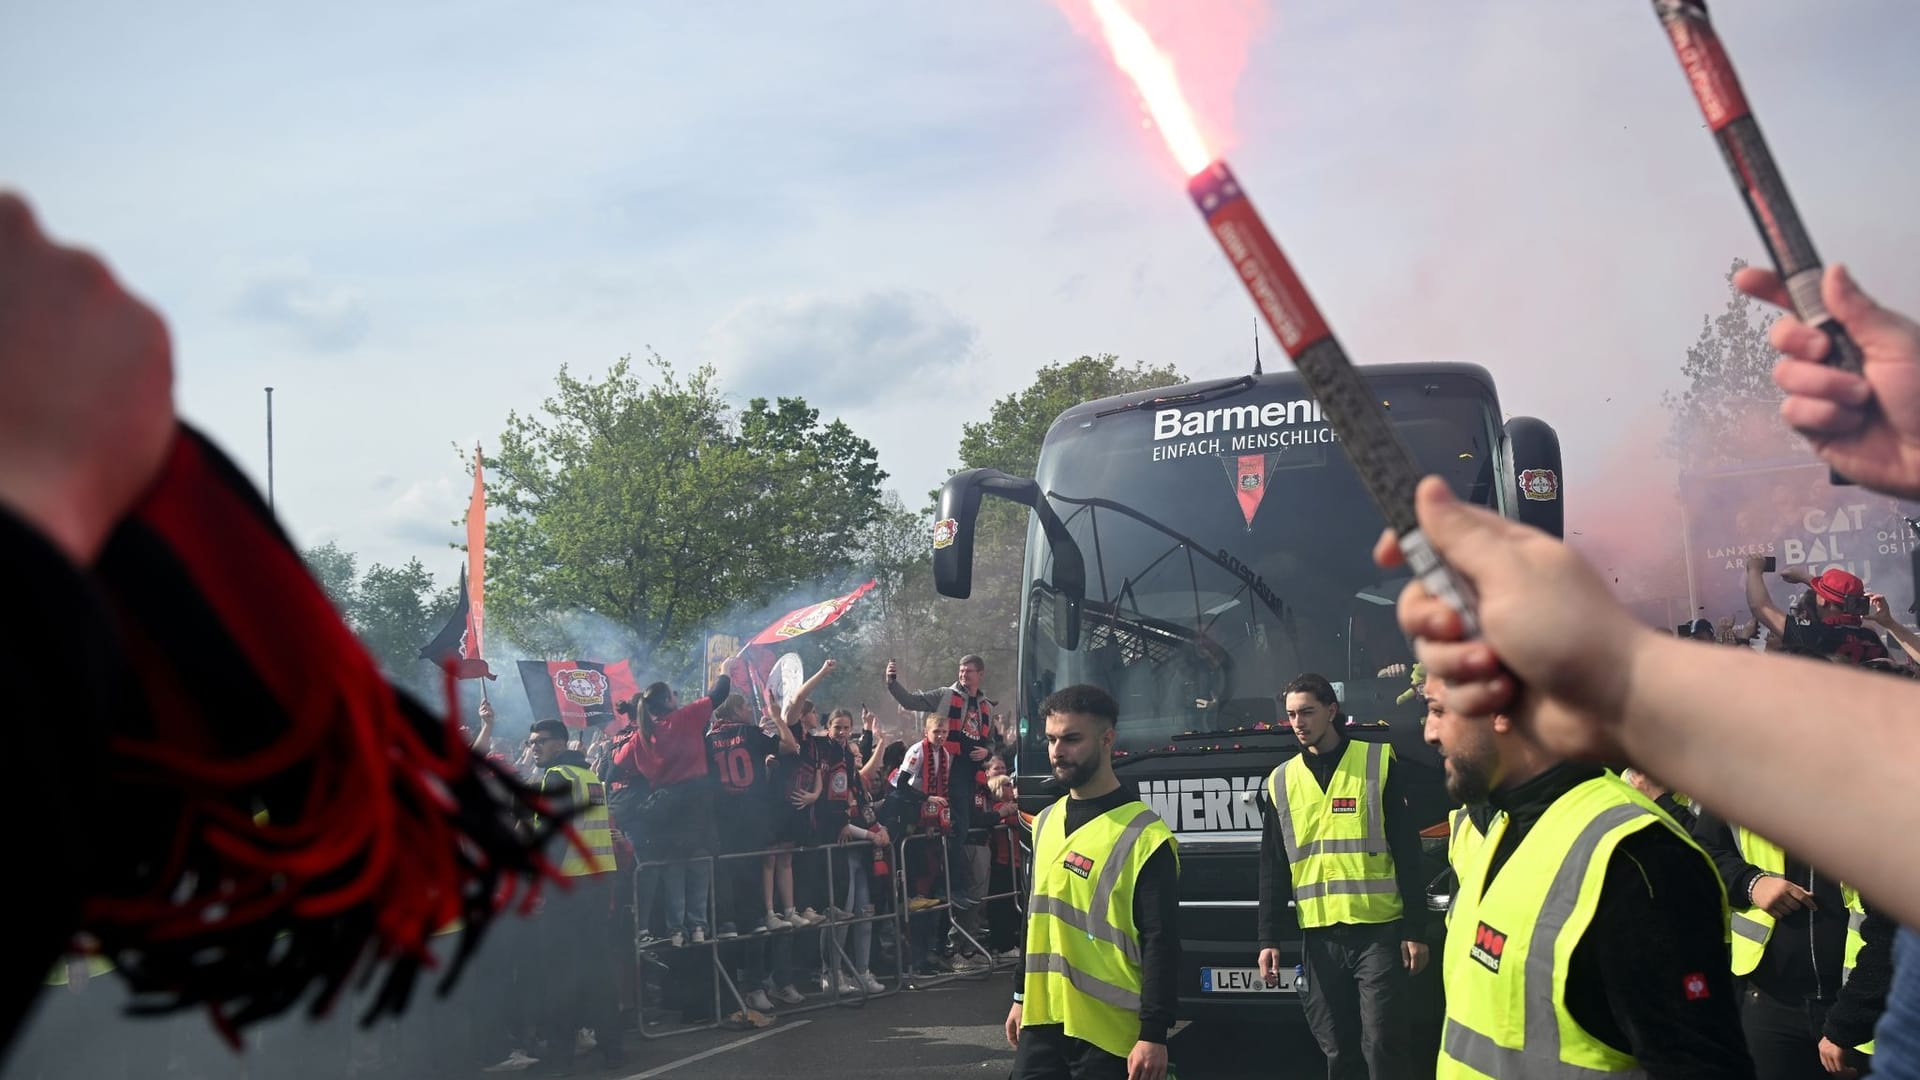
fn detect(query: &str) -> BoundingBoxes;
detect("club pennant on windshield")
[1220,452,1278,528]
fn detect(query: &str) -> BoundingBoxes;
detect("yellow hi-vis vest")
[1729,828,1874,1055]
[1439,773,1724,1078]
[1443,807,1495,926]
[44,956,115,988]
[540,763,616,877]
[1266,739,1401,929]
[1022,796,1178,1060]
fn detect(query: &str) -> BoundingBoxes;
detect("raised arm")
[784,657,836,727]
[1744,556,1788,638]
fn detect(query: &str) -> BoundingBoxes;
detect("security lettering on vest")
[1063,852,1095,879]
[1471,921,1507,973]
[1330,797,1358,814]
[1136,777,1265,833]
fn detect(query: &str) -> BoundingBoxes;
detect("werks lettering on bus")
[1137,777,1265,833]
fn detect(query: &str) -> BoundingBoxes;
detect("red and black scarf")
[81,429,559,1039]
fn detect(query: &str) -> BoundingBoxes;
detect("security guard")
[1690,814,1887,1078]
[528,719,625,1072]
[1005,685,1178,1080]
[1256,673,1427,1080]
[1422,674,1495,927]
[1421,680,1754,1076]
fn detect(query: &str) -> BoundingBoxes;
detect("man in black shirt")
[1005,685,1178,1080]
[1421,674,1754,1078]
[1255,674,1428,1080]
[1691,810,1883,1079]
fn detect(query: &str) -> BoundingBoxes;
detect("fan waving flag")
[420,568,494,679]
[745,579,879,647]
[518,659,640,729]
[739,579,878,711]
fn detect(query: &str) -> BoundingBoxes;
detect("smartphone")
[1763,556,1777,573]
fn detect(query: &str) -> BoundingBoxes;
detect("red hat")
[1810,568,1865,607]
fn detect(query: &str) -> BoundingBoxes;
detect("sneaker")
[995,947,1022,962]
[764,911,793,931]
[789,907,827,927]
[669,931,685,948]
[837,974,864,995]
[861,971,887,994]
[824,906,856,921]
[951,953,987,972]
[691,927,707,945]
[745,988,775,1013]
[772,984,806,1005]
[574,1028,597,1054]
[716,922,739,940]
[907,896,942,912]
[483,1049,541,1073]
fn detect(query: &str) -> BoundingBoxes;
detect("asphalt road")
[596,972,1322,1080]
[3,961,1327,1080]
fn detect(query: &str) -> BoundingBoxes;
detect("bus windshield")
[1018,371,1507,763]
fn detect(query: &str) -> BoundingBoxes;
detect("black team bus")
[931,363,1564,1035]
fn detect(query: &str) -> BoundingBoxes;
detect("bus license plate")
[1200,967,1293,993]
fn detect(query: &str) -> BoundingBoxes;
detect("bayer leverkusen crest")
[555,667,609,706]
[1519,468,1559,502]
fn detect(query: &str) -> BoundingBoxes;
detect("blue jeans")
[665,856,712,935]
[1874,926,1920,1077]
[833,848,875,974]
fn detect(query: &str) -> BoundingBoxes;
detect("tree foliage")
[302,542,454,698]
[1663,259,1799,472]
[483,352,887,671]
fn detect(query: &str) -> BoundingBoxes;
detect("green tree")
[484,352,886,670]
[302,544,456,698]
[305,541,359,616]
[1663,259,1799,472]
[956,354,1187,480]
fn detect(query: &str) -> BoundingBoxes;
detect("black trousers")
[1012,1024,1130,1080]
[1300,921,1411,1080]
[540,874,624,1067]
[1741,984,1869,1080]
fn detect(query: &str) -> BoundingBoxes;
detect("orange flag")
[466,444,486,661]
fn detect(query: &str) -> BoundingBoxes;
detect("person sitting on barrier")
[771,662,835,934]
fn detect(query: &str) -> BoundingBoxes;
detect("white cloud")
[707,291,979,411]
[231,260,370,351]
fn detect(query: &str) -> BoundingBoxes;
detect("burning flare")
[1088,0,1214,176]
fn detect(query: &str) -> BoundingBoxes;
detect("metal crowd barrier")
[623,820,1029,1039]
[628,837,903,1040]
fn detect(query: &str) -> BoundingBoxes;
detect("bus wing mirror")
[1505,416,1565,539]
[934,468,1085,650]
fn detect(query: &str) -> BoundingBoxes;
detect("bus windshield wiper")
[1093,374,1256,419]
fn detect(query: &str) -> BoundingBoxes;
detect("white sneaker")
[575,1028,597,1053]
[837,974,864,995]
[861,971,887,994]
[691,927,707,944]
[669,931,685,948]
[745,988,776,1013]
[800,907,829,926]
[995,947,1022,961]
[772,984,806,1005]
[482,1049,540,1072]
[764,911,793,931]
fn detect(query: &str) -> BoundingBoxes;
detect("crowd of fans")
[430,653,1029,1073]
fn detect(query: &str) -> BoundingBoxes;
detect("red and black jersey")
[705,721,780,798]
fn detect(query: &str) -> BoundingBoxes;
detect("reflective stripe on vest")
[1266,740,1401,928]
[1021,796,1178,1060]
[1440,775,1712,1078]
[1842,893,1875,1055]
[541,763,616,877]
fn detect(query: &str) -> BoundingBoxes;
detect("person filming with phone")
[1743,556,1887,665]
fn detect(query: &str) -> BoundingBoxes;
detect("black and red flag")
[517,659,640,729]
[419,568,495,680]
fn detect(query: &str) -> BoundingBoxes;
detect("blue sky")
[6,0,1918,577]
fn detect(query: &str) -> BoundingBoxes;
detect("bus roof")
[1047,360,1501,440]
